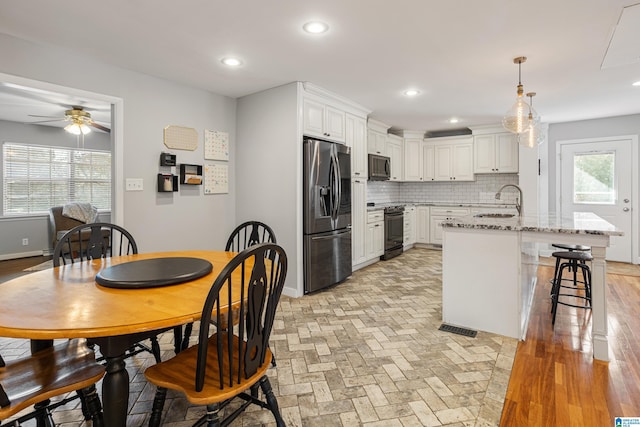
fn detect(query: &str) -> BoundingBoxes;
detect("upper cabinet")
[386,133,403,181]
[346,113,367,179]
[303,97,346,143]
[404,138,435,182]
[431,136,474,181]
[471,125,519,174]
[367,118,389,155]
[474,133,519,173]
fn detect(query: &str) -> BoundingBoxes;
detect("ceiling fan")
[28,106,111,134]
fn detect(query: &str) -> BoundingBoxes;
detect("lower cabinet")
[351,178,367,266]
[429,207,470,245]
[403,205,416,247]
[416,206,430,243]
[365,210,384,260]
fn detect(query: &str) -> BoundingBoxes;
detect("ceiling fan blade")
[90,122,111,133]
[28,114,61,119]
[28,119,64,124]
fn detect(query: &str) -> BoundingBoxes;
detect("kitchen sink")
[474,213,516,218]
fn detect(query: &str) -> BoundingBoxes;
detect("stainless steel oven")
[382,205,404,260]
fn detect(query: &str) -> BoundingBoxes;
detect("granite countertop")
[440,211,623,236]
[366,201,516,211]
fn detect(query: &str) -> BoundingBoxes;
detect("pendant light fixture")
[502,56,538,135]
[524,92,545,147]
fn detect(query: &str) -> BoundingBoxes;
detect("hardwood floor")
[500,264,640,426]
[0,255,50,283]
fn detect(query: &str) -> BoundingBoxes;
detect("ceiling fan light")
[64,122,81,135]
[64,121,91,135]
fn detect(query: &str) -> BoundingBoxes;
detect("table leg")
[590,245,609,361]
[102,354,129,426]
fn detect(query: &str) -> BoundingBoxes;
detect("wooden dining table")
[0,250,240,427]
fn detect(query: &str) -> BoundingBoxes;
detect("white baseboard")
[0,250,44,261]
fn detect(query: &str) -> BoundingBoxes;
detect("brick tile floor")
[1,248,516,426]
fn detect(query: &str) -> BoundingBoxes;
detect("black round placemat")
[95,257,213,289]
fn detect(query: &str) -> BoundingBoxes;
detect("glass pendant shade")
[503,84,533,133]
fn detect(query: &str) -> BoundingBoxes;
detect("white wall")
[0,33,237,255]
[236,83,301,296]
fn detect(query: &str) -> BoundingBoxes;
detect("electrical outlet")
[125,178,144,191]
[22,238,28,246]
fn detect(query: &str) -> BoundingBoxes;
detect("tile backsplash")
[366,174,520,205]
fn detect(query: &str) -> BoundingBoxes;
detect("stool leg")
[550,256,562,296]
[583,265,592,307]
[551,264,564,322]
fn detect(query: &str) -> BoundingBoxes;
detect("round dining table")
[0,250,239,427]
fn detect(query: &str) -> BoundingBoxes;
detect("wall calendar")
[204,164,229,194]
[204,129,229,161]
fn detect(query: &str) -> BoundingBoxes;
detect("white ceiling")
[0,0,639,133]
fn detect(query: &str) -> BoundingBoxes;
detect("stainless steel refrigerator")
[303,137,352,294]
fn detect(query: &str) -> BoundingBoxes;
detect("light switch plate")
[125,178,144,191]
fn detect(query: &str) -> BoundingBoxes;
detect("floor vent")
[439,324,477,338]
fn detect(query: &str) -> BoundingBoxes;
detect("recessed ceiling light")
[303,21,329,34]
[221,57,242,67]
[404,89,420,97]
[633,81,640,87]
[449,118,460,124]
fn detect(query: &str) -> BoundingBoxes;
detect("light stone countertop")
[366,201,516,211]
[440,211,623,236]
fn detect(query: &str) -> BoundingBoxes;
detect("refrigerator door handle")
[310,230,351,241]
[329,151,338,222]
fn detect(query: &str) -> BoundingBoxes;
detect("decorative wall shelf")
[180,164,203,185]
[157,174,178,192]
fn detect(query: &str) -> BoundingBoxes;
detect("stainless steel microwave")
[368,154,391,181]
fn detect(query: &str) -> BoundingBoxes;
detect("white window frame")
[3,142,112,216]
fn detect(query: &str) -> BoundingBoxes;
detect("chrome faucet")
[495,184,523,217]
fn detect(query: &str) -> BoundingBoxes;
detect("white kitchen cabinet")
[367,118,390,155]
[367,130,387,155]
[303,97,346,143]
[346,113,367,179]
[352,178,367,266]
[365,210,384,260]
[387,134,403,181]
[474,133,519,173]
[403,205,416,247]
[404,139,435,182]
[429,207,469,245]
[416,206,430,243]
[433,137,474,181]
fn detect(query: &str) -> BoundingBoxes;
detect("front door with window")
[559,137,634,262]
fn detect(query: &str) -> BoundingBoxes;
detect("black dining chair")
[177,221,278,353]
[0,339,105,425]
[53,222,186,360]
[225,221,277,252]
[144,243,287,427]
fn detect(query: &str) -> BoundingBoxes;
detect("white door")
[559,137,634,262]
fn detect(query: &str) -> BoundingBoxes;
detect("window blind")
[3,142,111,215]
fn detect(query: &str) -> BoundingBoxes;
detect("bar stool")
[549,244,591,294]
[550,250,593,326]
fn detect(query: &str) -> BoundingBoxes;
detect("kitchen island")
[441,212,622,361]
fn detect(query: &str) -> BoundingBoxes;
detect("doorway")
[557,136,638,263]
